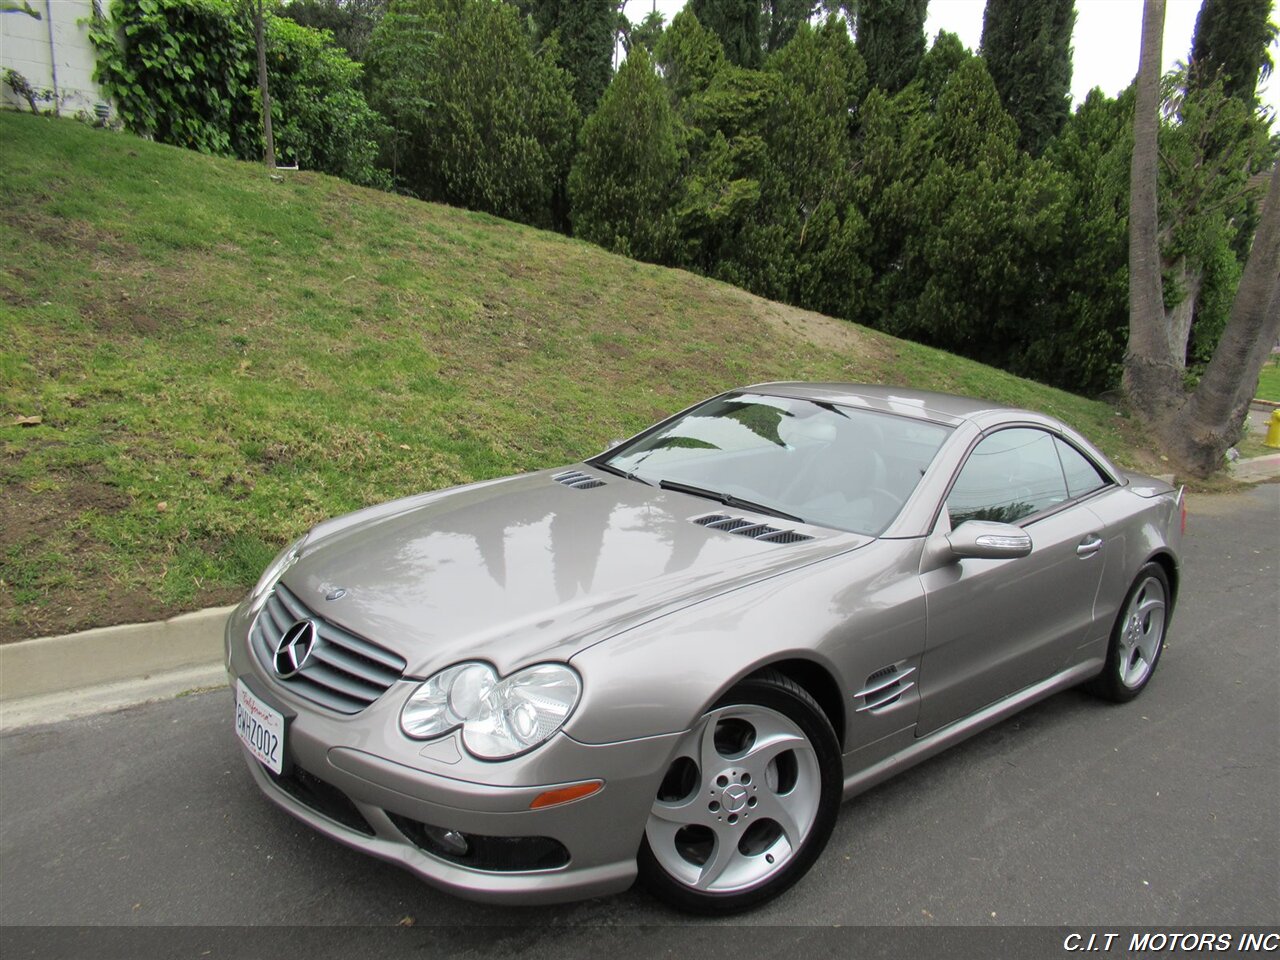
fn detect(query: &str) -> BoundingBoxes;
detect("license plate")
[235,679,285,774]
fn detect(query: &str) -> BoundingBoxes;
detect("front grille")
[268,765,375,836]
[552,469,606,490]
[250,582,406,714]
[387,813,570,872]
[693,513,814,544]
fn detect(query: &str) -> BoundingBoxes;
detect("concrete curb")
[0,663,229,730]
[0,605,234,703]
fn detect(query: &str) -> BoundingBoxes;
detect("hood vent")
[854,662,916,713]
[693,514,813,545]
[553,470,606,490]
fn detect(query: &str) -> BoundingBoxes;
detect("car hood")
[281,467,868,677]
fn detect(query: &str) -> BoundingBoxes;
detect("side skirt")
[840,658,1104,801]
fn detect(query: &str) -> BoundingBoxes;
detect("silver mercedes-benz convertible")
[225,383,1185,913]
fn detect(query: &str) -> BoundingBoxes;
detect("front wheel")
[637,670,841,914]
[1088,562,1171,702]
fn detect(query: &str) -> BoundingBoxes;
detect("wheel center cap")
[722,783,749,813]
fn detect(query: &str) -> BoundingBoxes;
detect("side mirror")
[946,521,1033,560]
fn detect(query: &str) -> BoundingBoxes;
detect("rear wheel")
[638,670,841,914]
[1088,562,1170,702]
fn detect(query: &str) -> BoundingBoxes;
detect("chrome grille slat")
[274,583,310,619]
[308,643,401,687]
[250,628,273,666]
[297,658,385,700]
[285,676,367,713]
[316,622,406,671]
[264,599,290,638]
[249,584,407,715]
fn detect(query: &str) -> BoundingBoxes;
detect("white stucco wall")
[1,0,109,118]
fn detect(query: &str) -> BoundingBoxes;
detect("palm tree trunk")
[1124,0,1180,422]
[1168,164,1280,474]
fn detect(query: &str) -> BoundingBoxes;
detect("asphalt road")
[2,485,1276,931]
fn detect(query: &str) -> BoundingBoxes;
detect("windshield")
[598,393,952,535]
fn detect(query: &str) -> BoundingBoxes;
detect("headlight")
[248,536,305,612]
[400,662,581,760]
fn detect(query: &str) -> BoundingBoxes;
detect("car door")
[915,427,1110,736]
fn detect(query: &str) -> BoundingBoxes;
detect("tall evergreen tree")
[569,46,680,261]
[655,9,726,105]
[689,0,762,68]
[366,0,579,229]
[855,0,928,93]
[1188,0,1276,106]
[761,0,816,55]
[522,0,616,113]
[979,0,1075,156]
[852,46,1070,364]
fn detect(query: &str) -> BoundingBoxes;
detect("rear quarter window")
[1055,437,1110,498]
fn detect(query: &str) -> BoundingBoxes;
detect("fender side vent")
[553,470,606,490]
[854,662,916,713]
[693,514,813,544]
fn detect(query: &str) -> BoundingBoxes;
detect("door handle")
[1076,534,1104,558]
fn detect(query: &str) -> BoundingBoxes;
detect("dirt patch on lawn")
[749,298,891,366]
[0,478,237,643]
[0,478,130,555]
[80,290,168,336]
[665,275,893,371]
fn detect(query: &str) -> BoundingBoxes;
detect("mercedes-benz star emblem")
[273,620,317,678]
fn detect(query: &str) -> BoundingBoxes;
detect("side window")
[947,429,1068,526]
[1055,437,1109,498]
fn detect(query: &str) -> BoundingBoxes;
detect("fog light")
[423,826,469,856]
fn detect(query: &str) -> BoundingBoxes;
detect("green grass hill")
[0,112,1156,641]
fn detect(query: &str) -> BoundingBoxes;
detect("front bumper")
[224,601,681,905]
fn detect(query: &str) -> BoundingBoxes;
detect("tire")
[637,669,842,914]
[1087,562,1171,702]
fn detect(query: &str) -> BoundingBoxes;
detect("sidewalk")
[1232,401,1280,482]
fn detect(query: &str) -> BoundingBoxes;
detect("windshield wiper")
[658,480,805,523]
[594,461,655,485]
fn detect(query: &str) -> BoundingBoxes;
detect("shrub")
[90,0,386,186]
